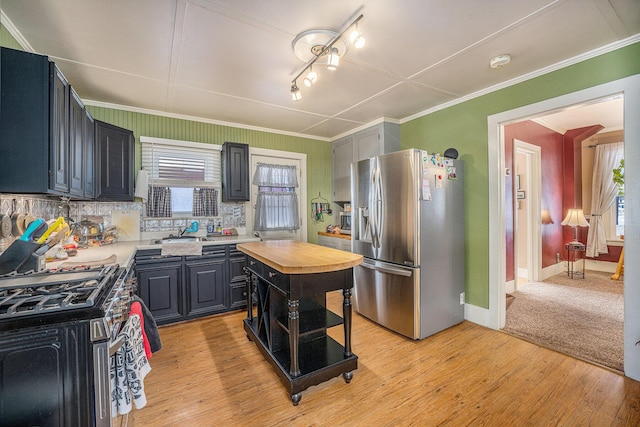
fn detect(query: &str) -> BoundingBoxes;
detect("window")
[252,163,299,231]
[140,136,222,218]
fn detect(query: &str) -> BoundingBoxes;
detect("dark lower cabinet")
[136,257,183,325]
[186,246,226,317]
[0,323,92,426]
[135,244,247,325]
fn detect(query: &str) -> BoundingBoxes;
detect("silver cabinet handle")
[268,272,276,278]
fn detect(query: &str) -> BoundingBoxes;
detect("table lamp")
[561,208,589,243]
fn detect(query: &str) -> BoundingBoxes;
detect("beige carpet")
[503,270,623,371]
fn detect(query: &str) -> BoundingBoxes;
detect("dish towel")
[160,241,203,256]
[111,314,151,416]
[133,294,162,354]
[129,301,152,359]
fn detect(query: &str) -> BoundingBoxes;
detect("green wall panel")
[401,42,640,308]
[86,107,332,243]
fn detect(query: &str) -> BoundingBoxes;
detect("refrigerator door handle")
[360,260,413,277]
[369,165,379,248]
[374,165,383,248]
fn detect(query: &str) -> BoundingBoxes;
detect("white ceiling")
[1,0,638,140]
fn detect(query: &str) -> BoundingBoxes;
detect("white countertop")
[45,235,260,270]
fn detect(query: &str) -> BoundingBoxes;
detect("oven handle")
[109,335,126,356]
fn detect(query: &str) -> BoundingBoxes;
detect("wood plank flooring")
[126,291,640,426]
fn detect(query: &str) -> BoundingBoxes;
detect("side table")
[566,242,586,279]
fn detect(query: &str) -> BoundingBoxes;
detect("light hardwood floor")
[127,291,640,426]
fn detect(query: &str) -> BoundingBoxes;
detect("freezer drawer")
[353,259,419,339]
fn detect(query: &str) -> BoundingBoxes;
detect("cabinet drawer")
[262,264,289,294]
[245,256,263,277]
[230,284,247,309]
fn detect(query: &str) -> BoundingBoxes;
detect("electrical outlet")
[556,253,560,263]
[460,292,465,305]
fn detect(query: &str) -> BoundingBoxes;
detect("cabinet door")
[186,258,226,316]
[137,262,183,325]
[222,142,250,202]
[0,48,50,193]
[95,120,134,201]
[50,63,69,193]
[68,87,84,197]
[0,325,92,426]
[83,110,95,198]
[228,248,248,309]
[332,137,353,202]
[354,126,381,161]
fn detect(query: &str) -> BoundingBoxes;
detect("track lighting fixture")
[289,13,364,100]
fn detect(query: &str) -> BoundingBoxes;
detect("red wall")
[504,121,564,282]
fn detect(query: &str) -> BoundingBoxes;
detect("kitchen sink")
[150,236,213,245]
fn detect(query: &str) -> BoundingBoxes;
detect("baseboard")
[585,259,617,273]
[506,280,515,294]
[542,262,565,280]
[465,303,495,329]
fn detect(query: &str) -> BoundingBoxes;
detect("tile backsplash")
[0,194,246,252]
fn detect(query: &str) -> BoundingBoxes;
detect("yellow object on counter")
[36,217,67,244]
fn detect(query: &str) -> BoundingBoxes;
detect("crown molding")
[401,34,640,124]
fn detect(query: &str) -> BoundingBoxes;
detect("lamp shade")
[561,209,589,227]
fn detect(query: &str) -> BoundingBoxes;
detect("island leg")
[291,393,302,406]
[343,288,353,357]
[244,267,253,322]
[288,299,301,376]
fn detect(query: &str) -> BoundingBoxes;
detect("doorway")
[486,74,640,380]
[512,139,541,293]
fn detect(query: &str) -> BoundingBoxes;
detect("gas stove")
[0,264,122,331]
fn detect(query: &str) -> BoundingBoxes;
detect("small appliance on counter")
[339,211,351,235]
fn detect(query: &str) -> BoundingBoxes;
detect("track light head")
[303,69,317,87]
[291,83,301,101]
[349,24,365,48]
[327,47,340,70]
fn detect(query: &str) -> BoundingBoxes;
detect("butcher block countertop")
[237,240,362,274]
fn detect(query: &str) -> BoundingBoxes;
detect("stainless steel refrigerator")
[351,148,464,339]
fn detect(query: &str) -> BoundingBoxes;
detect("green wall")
[401,42,640,308]
[86,107,332,243]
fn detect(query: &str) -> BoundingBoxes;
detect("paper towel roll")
[134,169,149,200]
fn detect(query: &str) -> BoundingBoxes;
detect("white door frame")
[485,74,640,381]
[246,147,307,241]
[513,139,542,288]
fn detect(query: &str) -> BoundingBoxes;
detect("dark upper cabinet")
[83,110,95,199]
[51,63,69,193]
[222,142,250,202]
[0,48,53,194]
[69,86,85,197]
[0,47,101,200]
[94,120,134,201]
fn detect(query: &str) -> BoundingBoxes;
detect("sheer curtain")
[253,163,300,231]
[586,142,623,257]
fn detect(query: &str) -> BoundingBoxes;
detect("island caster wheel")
[343,371,354,383]
[291,393,302,406]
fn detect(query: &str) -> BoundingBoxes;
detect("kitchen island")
[237,240,363,405]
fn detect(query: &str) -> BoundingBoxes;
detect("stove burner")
[0,266,117,319]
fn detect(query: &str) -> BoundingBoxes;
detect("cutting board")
[111,210,141,241]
